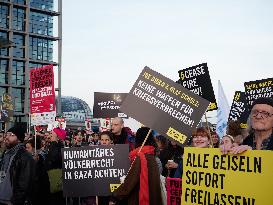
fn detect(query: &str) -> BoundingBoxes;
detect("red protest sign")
[30,65,56,125]
[167,177,182,205]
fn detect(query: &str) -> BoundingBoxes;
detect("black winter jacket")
[10,146,35,205]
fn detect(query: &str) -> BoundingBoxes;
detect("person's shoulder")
[15,147,34,164]
[242,134,254,146]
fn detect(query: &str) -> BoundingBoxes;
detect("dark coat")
[32,153,50,205]
[112,128,135,151]
[114,154,163,205]
[159,144,183,177]
[10,146,35,205]
[243,133,273,150]
[45,141,63,170]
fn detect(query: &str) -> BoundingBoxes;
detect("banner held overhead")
[93,92,127,118]
[177,63,217,111]
[120,66,210,146]
[228,91,249,128]
[244,78,273,109]
[30,64,56,125]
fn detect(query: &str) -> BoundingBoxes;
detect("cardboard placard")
[177,63,217,111]
[228,91,249,128]
[244,78,273,109]
[167,177,182,205]
[62,144,130,197]
[182,147,273,205]
[93,92,128,118]
[30,65,56,125]
[120,66,210,146]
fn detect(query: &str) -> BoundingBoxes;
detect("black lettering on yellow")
[228,195,234,205]
[214,193,220,205]
[239,156,245,172]
[191,189,197,203]
[198,189,203,205]
[213,155,219,169]
[254,157,261,173]
[186,153,192,167]
[185,170,191,184]
[221,194,227,205]
[231,156,238,171]
[235,196,241,205]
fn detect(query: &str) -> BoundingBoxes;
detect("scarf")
[129,145,155,205]
[0,143,23,173]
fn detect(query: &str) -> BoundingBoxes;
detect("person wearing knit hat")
[221,97,273,154]
[114,127,163,205]
[45,128,65,205]
[52,127,66,141]
[0,126,35,204]
[6,126,26,144]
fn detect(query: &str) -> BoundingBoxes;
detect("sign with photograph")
[93,92,127,118]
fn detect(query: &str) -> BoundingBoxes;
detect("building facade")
[0,0,62,128]
[61,96,99,130]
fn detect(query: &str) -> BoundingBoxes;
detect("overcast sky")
[61,0,273,115]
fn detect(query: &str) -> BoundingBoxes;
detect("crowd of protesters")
[0,97,273,205]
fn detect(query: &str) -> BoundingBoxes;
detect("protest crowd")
[1,64,273,205]
[0,95,273,205]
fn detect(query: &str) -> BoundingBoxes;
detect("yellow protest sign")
[182,147,273,205]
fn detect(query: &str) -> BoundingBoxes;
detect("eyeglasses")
[251,110,273,118]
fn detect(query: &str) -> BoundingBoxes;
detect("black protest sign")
[120,66,210,146]
[0,93,14,122]
[62,144,130,197]
[177,63,217,111]
[228,91,249,128]
[244,78,273,109]
[93,92,128,118]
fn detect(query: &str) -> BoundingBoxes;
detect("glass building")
[61,96,92,123]
[61,96,98,130]
[0,0,62,128]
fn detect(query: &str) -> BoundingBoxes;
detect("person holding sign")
[25,138,50,205]
[191,127,211,148]
[160,140,183,177]
[99,131,114,145]
[221,135,234,147]
[97,131,117,205]
[114,127,163,205]
[45,128,65,205]
[174,127,210,178]
[221,97,273,154]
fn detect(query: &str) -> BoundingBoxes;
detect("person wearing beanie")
[0,126,35,205]
[221,97,273,154]
[114,127,163,205]
[52,128,66,141]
